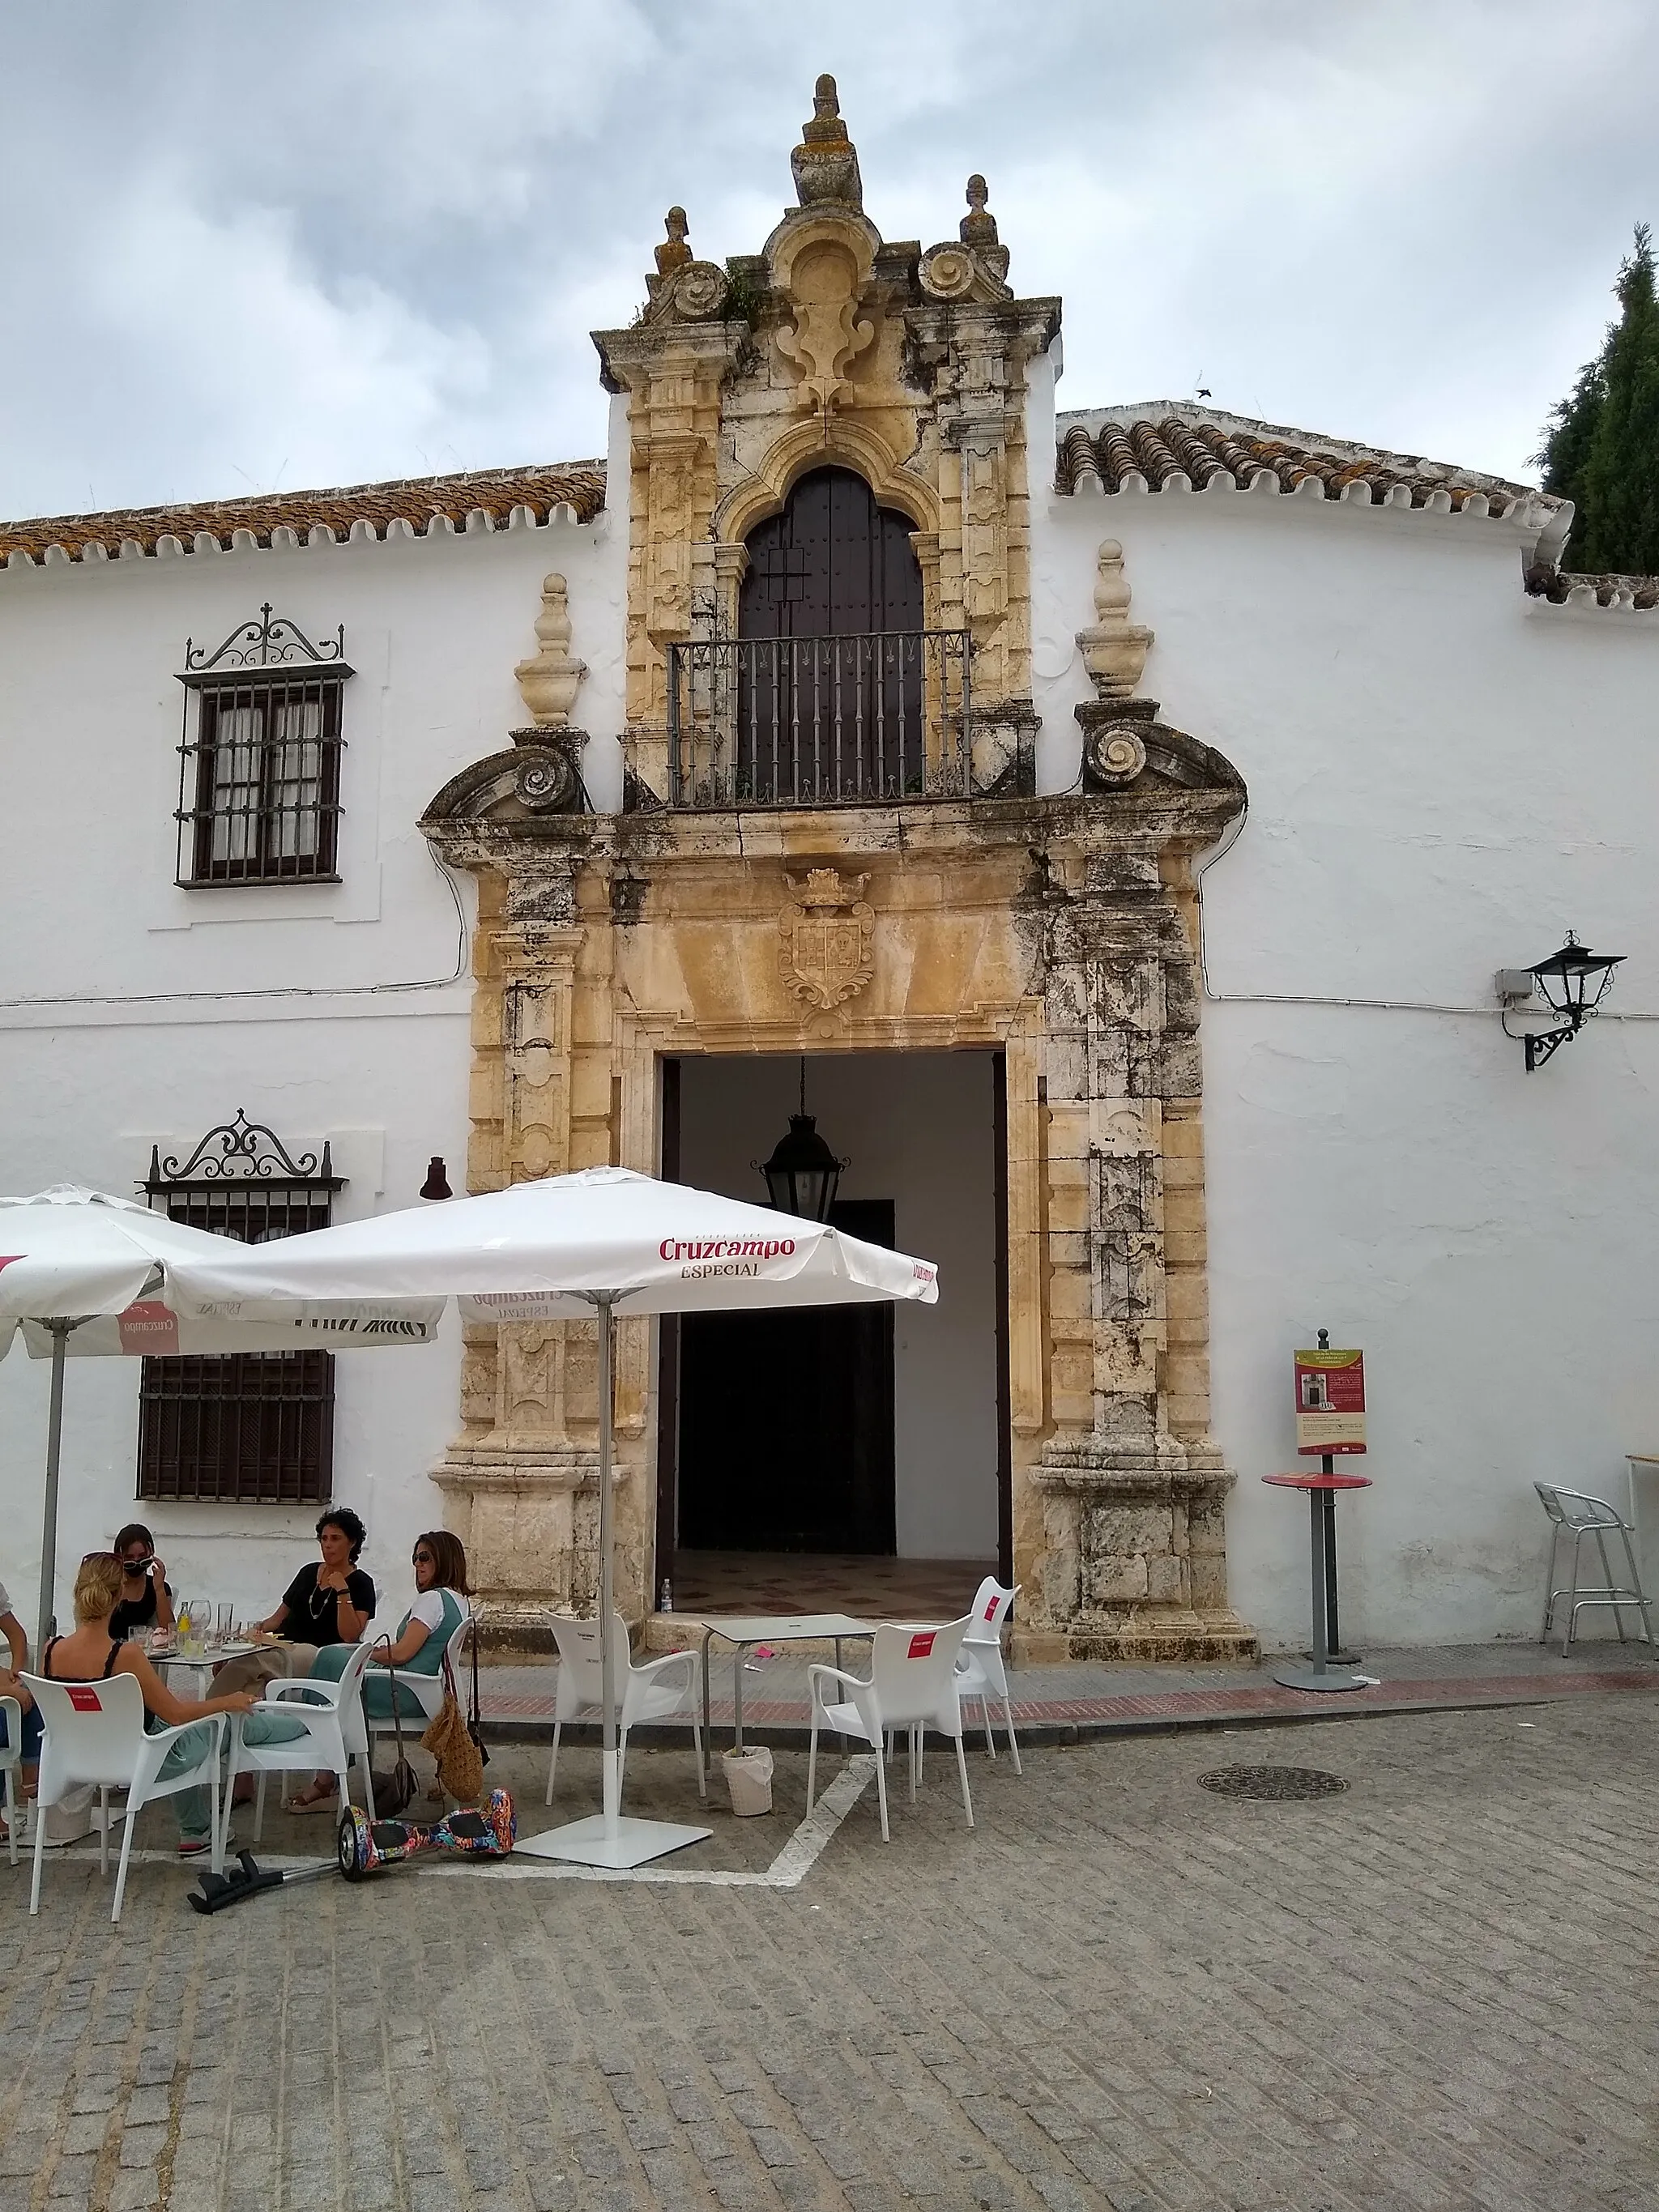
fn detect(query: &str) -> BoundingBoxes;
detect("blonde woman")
[39,1554,302,1856]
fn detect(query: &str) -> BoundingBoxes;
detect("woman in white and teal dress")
[288,1532,470,1810]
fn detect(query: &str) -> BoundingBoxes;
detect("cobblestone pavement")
[3,1695,1658,2211]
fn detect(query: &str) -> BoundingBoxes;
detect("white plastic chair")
[21,1670,225,1921]
[0,1695,21,1866]
[1535,1483,1657,1654]
[808,1617,975,1843]
[221,1640,377,1859]
[544,1613,705,1806]
[956,1579,1022,1773]
[362,1605,475,1769]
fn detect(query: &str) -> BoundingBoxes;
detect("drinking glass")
[215,1602,235,1643]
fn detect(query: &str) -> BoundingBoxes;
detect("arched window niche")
[739,467,923,641]
[677,466,965,807]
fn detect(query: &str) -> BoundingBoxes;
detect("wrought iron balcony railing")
[665,629,972,808]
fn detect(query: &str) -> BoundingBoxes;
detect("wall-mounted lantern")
[757,1059,847,1222]
[1498,933,1626,1071]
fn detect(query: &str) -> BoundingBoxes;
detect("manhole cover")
[1197,1763,1349,1801]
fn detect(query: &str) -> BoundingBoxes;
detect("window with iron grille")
[176,605,351,887]
[137,1112,343,1504]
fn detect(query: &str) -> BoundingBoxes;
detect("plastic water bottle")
[659,1579,672,1613]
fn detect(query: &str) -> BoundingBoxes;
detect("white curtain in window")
[209,703,264,864]
[269,697,325,859]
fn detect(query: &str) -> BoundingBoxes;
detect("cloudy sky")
[2,0,1655,521]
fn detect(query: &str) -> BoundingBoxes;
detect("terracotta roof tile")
[0,461,606,566]
[1524,564,1659,608]
[1057,403,1555,520]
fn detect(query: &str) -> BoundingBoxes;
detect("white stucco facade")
[4,344,1658,1650]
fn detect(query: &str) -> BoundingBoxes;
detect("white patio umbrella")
[170,1165,940,1868]
[0,1187,442,1659]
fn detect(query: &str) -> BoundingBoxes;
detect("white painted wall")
[10,369,1659,1656]
[0,490,625,1634]
[1030,473,1659,1647]
[675,1051,1000,1559]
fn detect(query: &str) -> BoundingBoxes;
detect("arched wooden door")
[737,467,925,802]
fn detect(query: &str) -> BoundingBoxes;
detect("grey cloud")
[2,0,1656,517]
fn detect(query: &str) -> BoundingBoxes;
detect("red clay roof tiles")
[0,460,605,564]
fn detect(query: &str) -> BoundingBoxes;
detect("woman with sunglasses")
[108,1524,174,1644]
[286,1532,470,1812]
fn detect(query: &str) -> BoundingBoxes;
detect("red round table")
[1262,1471,1373,1692]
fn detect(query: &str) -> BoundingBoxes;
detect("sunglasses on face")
[122,1554,153,1571]
[412,1550,435,1566]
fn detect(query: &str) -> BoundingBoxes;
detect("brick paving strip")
[478,1640,1659,1740]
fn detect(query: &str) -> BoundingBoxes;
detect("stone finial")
[514,573,587,727]
[959,173,1010,282]
[791,74,862,209]
[655,207,692,277]
[1077,540,1154,701]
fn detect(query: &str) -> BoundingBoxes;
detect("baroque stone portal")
[420,81,1255,1662]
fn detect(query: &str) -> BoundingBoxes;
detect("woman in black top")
[108,1523,175,1643]
[207,1510,375,1730]
[258,1509,376,1647]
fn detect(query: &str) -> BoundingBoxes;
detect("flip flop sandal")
[284,1790,339,1814]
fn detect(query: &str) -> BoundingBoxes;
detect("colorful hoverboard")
[336,1788,516,1881]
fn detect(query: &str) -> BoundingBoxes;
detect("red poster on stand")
[1294,1348,1366,1455]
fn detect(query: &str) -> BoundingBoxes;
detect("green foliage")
[1538,224,1659,571]
[722,266,769,332]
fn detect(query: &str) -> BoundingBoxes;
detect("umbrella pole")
[514,1289,710,1869]
[597,1294,621,1838]
[36,1319,71,1664]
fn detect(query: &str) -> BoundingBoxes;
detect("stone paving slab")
[4,1698,1659,2209]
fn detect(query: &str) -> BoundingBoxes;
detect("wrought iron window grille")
[664,628,973,809]
[137,1110,343,1506]
[175,604,351,887]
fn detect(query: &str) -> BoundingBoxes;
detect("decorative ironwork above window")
[174,605,351,887]
[137,1110,344,1505]
[145,1108,341,1191]
[181,603,350,683]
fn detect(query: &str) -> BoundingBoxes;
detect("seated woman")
[37,1553,305,1856]
[287,1532,471,1812]
[211,1507,377,1698]
[108,1524,175,1643]
[0,1570,44,1835]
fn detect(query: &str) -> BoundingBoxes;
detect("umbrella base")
[1272,1664,1369,1693]
[514,1814,712,1869]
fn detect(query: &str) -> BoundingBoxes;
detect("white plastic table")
[154,1643,258,1698]
[697,1613,874,1788]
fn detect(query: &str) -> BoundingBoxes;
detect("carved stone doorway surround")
[420,733,1256,1663]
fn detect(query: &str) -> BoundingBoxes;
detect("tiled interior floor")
[668,1549,996,1618]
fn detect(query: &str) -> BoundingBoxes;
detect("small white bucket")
[722,1745,774,1817]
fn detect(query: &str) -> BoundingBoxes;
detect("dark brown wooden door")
[676,1198,896,1554]
[740,468,922,639]
[737,469,924,802]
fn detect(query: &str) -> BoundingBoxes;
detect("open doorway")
[656,1051,1007,1616]
[678,1199,895,1553]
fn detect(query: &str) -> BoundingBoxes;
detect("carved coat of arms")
[778,869,875,1011]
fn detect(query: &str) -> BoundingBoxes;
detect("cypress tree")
[1537,225,1659,572]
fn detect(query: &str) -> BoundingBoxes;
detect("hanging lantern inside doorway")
[758,1059,847,1222]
